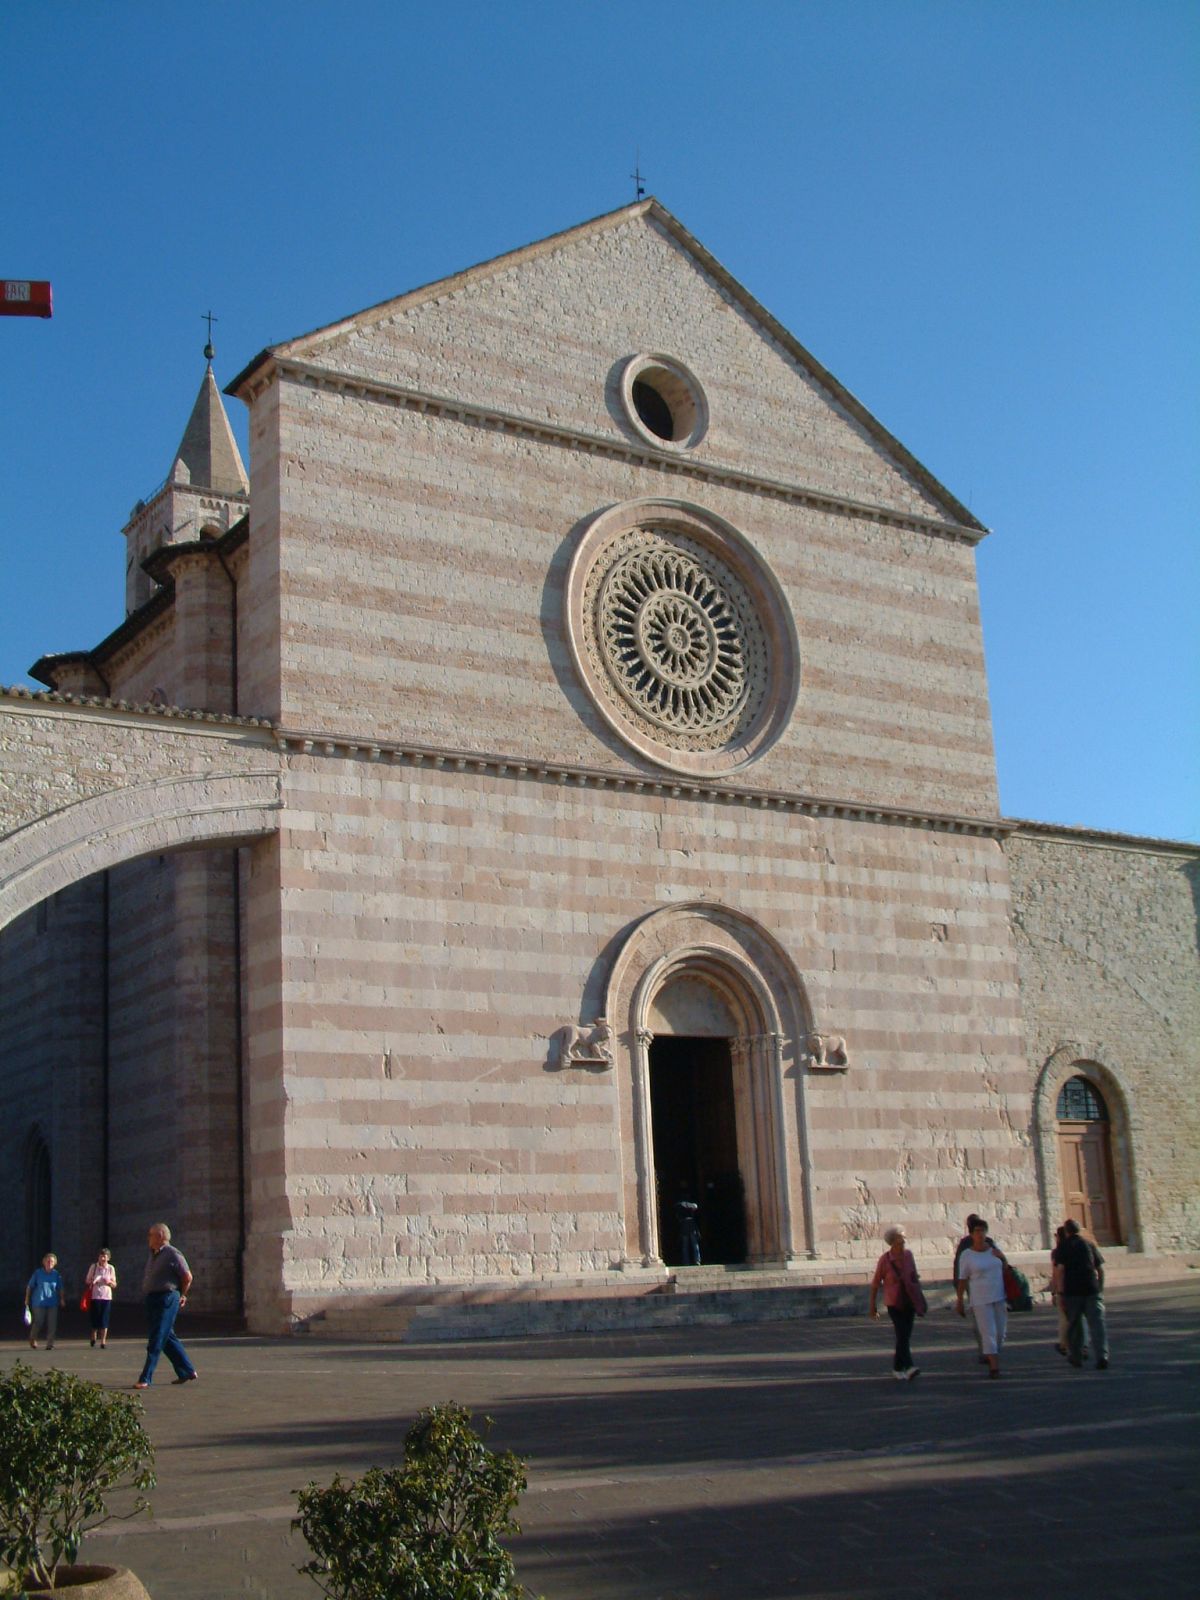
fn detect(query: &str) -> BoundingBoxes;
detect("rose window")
[598,545,751,732]
[583,527,770,754]
[566,501,799,777]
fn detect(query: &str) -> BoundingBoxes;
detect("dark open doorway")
[649,1035,747,1266]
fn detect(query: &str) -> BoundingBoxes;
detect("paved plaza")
[4,1279,1198,1599]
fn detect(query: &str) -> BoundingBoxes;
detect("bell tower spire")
[121,332,249,613]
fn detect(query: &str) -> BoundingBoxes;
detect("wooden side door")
[1059,1123,1120,1245]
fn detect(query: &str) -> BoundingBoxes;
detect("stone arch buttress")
[0,770,281,932]
[602,901,816,1268]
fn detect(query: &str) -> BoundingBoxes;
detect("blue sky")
[2,1,1196,839]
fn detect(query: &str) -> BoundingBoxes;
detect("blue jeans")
[139,1290,195,1384]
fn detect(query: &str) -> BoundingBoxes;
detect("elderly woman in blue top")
[25,1252,66,1350]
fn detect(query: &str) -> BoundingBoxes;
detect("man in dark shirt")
[134,1222,198,1388]
[1058,1218,1108,1369]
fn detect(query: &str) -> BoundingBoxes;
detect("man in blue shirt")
[25,1252,65,1350]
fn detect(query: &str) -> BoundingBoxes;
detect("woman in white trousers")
[955,1218,1008,1378]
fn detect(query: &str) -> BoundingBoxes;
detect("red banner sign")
[1,280,53,318]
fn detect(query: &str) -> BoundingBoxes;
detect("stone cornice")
[0,686,274,740]
[274,724,1011,840]
[249,356,986,547]
[1006,817,1199,859]
[8,689,1190,853]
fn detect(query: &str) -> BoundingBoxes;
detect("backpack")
[1003,1263,1032,1312]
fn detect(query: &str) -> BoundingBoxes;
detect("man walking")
[134,1222,198,1389]
[1058,1218,1109,1369]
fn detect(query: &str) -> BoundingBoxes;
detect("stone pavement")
[3,1279,1198,1599]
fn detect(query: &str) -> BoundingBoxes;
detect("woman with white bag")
[24,1252,65,1350]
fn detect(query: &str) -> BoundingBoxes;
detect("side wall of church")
[0,881,105,1298]
[1006,831,1200,1251]
[249,752,1037,1323]
[0,851,244,1309]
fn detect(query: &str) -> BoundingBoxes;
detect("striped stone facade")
[1,201,1195,1329]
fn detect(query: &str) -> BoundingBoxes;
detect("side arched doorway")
[1056,1075,1122,1245]
[604,902,814,1269]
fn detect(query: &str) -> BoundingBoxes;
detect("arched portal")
[1056,1075,1121,1244]
[603,903,813,1267]
[1034,1047,1138,1249]
[646,977,747,1265]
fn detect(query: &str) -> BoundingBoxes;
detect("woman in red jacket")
[869,1225,928,1381]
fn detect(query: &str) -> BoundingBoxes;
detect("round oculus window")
[565,500,799,777]
[619,354,708,451]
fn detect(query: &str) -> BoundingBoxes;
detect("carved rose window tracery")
[591,531,768,749]
[566,501,799,777]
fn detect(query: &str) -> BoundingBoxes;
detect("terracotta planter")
[19,1567,152,1598]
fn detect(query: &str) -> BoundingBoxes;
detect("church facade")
[2,201,1196,1331]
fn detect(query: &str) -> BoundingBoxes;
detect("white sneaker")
[892,1369,907,1381]
[905,1367,920,1381]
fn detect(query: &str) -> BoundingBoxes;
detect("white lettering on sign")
[5,282,32,302]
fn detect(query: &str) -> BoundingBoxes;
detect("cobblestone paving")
[3,1280,1197,1598]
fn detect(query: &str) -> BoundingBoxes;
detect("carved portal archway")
[603,902,814,1267]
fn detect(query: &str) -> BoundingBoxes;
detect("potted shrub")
[0,1364,155,1597]
[294,1401,538,1599]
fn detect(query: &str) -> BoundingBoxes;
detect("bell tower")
[122,343,249,613]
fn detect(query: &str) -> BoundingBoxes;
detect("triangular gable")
[229,199,984,535]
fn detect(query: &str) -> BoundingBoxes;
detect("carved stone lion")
[553,1017,615,1071]
[808,1032,849,1070]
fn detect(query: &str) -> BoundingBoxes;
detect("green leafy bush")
[0,1363,155,1592]
[294,1401,536,1600]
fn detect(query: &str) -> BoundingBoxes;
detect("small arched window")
[1056,1075,1108,1122]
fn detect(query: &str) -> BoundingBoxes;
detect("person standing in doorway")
[955,1218,1008,1378]
[1058,1218,1109,1370]
[25,1252,65,1350]
[85,1247,118,1349]
[869,1225,927,1380]
[675,1190,701,1266]
[134,1223,198,1389]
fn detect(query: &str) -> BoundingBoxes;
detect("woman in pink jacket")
[869,1225,928,1381]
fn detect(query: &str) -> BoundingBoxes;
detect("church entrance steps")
[287,1251,1199,1343]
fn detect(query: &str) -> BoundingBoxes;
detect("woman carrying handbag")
[84,1247,117,1348]
[869,1225,928,1381]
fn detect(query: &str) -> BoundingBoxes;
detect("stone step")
[296,1252,1199,1344]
